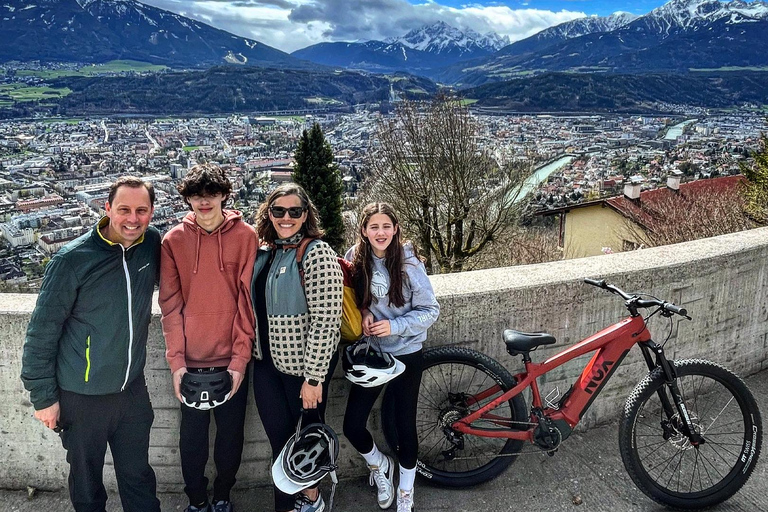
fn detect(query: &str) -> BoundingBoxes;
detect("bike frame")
[453,314,654,441]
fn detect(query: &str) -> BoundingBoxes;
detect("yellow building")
[545,175,744,259]
[560,201,642,258]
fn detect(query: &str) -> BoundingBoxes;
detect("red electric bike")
[382,279,762,509]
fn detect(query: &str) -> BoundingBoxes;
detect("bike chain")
[434,418,562,460]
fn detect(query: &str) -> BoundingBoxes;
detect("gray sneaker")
[212,500,233,512]
[295,493,325,512]
[368,455,395,509]
[396,489,414,512]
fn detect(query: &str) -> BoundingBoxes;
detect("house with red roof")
[542,175,746,259]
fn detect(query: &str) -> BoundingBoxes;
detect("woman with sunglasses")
[343,203,440,512]
[250,183,343,512]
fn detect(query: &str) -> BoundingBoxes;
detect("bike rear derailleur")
[440,426,465,461]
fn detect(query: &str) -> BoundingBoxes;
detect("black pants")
[58,375,160,512]
[252,344,338,512]
[179,367,249,506]
[343,350,423,469]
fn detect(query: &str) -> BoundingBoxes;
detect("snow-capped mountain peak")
[386,21,509,55]
[646,0,768,28]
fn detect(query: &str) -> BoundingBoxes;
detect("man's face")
[104,185,154,248]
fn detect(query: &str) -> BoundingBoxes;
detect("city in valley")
[0,107,765,289]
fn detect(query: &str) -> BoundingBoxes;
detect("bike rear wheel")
[382,346,527,487]
[619,359,762,509]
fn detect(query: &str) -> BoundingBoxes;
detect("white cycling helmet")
[272,416,339,506]
[342,337,405,388]
[180,369,232,410]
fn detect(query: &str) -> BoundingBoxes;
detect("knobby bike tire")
[382,346,527,487]
[619,359,762,509]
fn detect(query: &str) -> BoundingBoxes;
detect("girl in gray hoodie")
[343,203,439,512]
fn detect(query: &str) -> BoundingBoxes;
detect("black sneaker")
[184,503,212,512]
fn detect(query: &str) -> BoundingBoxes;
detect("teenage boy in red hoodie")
[159,164,258,512]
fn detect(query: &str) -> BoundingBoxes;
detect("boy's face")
[187,193,226,225]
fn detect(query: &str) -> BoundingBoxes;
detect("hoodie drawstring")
[193,226,224,273]
[193,228,201,274]
[217,229,224,272]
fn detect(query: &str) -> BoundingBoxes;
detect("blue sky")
[412,1,669,17]
[142,0,677,52]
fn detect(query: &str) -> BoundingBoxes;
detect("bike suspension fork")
[639,342,704,444]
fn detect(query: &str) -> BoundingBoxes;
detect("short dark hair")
[177,163,232,207]
[256,182,324,244]
[108,176,155,206]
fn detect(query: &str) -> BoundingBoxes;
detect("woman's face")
[269,194,307,239]
[362,212,397,258]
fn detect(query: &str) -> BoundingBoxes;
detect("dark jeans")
[58,375,160,512]
[179,367,250,506]
[252,345,338,512]
[343,350,424,469]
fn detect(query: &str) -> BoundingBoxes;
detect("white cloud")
[141,0,587,53]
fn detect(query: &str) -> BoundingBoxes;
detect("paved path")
[5,370,768,512]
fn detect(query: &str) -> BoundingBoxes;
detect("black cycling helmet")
[180,369,232,410]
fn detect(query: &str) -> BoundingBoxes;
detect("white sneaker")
[368,455,395,509]
[295,493,325,512]
[396,489,414,512]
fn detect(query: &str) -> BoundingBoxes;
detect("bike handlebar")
[584,278,689,318]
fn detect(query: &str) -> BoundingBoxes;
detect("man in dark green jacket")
[21,176,162,512]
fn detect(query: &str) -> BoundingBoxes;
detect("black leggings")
[342,350,423,469]
[252,342,338,512]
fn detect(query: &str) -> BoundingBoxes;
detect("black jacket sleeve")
[21,255,79,410]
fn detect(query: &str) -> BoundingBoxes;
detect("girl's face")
[269,194,307,239]
[362,213,397,258]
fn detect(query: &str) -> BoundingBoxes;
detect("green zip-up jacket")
[21,218,161,410]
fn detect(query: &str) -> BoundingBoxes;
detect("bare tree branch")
[363,94,535,272]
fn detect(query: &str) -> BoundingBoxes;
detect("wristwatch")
[306,378,320,387]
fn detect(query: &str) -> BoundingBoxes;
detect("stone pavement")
[5,369,768,512]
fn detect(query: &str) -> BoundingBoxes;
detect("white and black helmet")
[272,416,339,509]
[342,337,405,388]
[180,369,232,410]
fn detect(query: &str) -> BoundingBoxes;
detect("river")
[515,155,574,202]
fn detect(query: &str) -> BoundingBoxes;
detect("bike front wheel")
[382,346,528,487]
[620,359,762,509]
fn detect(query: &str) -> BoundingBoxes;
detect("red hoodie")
[159,210,257,374]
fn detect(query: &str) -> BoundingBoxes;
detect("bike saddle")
[503,330,557,354]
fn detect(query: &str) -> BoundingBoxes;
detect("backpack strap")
[292,237,317,288]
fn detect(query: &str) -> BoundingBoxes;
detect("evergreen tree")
[293,123,345,252]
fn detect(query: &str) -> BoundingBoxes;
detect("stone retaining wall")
[1,227,767,491]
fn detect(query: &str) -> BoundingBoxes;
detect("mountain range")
[1,0,767,116]
[291,21,509,73]
[439,0,768,85]
[0,0,312,68]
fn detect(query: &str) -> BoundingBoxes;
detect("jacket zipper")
[84,335,91,382]
[120,245,134,392]
[271,248,285,306]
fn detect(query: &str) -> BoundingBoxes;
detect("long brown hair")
[256,183,325,244]
[352,202,415,309]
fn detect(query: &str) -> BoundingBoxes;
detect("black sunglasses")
[270,206,306,219]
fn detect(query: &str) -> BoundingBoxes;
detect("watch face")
[307,379,319,386]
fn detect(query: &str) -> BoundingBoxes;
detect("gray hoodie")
[344,243,440,356]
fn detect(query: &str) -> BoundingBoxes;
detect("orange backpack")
[293,238,363,343]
